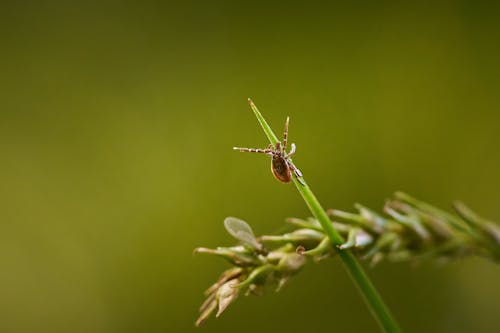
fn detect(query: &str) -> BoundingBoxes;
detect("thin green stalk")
[248,99,401,333]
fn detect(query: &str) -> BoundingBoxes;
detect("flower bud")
[216,279,240,317]
[278,253,306,273]
[194,246,261,266]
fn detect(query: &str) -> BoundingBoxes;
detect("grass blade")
[247,99,401,333]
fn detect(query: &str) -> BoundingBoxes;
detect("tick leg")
[286,143,296,158]
[282,116,290,152]
[288,160,303,178]
[233,147,273,154]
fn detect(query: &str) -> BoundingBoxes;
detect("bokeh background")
[1,1,500,332]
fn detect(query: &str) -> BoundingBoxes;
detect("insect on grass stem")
[239,98,402,333]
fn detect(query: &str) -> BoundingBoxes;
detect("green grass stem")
[248,99,402,333]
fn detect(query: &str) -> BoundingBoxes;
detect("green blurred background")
[1,1,500,332]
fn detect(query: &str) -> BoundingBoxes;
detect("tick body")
[271,154,291,183]
[233,116,303,184]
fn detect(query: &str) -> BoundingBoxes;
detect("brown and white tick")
[233,116,303,184]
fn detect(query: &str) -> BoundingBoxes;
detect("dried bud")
[204,267,243,296]
[195,297,217,327]
[339,228,373,250]
[278,253,306,273]
[216,279,240,317]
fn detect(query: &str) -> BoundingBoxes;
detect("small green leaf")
[224,217,261,250]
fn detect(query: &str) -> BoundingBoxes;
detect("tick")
[233,116,303,184]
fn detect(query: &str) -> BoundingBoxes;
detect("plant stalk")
[248,99,401,333]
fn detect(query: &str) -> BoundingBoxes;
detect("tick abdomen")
[271,155,291,183]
